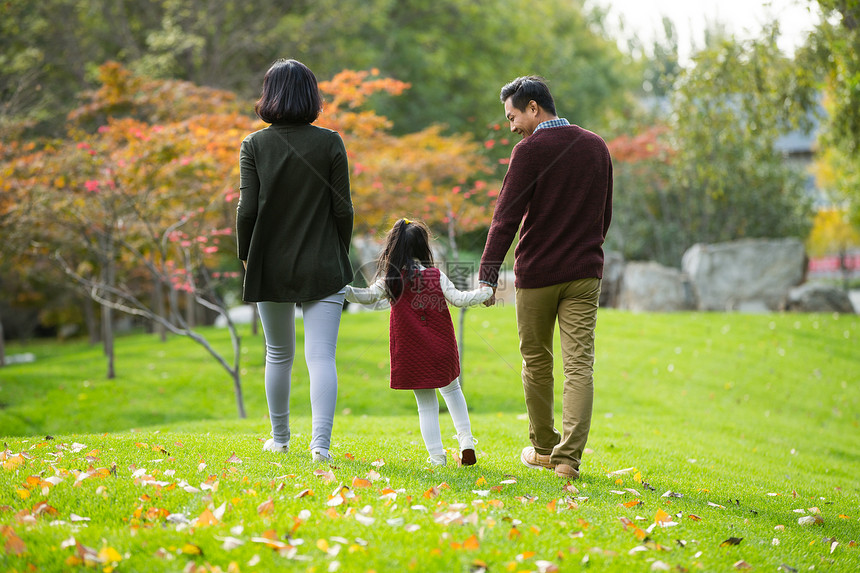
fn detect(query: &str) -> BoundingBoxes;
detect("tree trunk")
[83,296,99,345]
[0,309,6,367]
[152,261,167,342]
[102,234,116,379]
[185,289,196,327]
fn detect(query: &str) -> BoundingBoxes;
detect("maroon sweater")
[389,267,460,390]
[479,124,613,289]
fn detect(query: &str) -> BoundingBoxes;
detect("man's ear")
[528,100,539,115]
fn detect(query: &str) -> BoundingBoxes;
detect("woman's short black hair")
[500,75,557,116]
[255,59,323,124]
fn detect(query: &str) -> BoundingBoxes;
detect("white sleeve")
[439,271,494,308]
[345,280,391,310]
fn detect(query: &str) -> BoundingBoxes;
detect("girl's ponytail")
[376,219,434,302]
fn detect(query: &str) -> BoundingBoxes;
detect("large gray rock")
[682,238,806,311]
[784,283,856,314]
[618,261,696,312]
[600,251,625,308]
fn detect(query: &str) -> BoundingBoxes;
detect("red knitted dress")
[389,267,460,390]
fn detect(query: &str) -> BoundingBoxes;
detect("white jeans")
[257,290,345,455]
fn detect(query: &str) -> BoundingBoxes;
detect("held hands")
[483,288,497,307]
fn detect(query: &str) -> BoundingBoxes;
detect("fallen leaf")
[622,500,643,508]
[295,489,314,499]
[607,467,636,476]
[351,477,372,488]
[688,514,703,521]
[734,560,752,569]
[225,453,242,464]
[313,469,336,483]
[2,525,26,555]
[70,513,90,522]
[257,499,275,516]
[424,486,440,499]
[475,476,487,486]
[463,535,480,550]
[654,509,671,524]
[195,508,219,527]
[797,515,824,526]
[508,527,521,540]
[370,458,385,468]
[708,502,726,509]
[720,537,743,547]
[98,545,123,563]
[182,543,202,555]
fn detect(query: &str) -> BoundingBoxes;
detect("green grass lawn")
[1,306,859,572]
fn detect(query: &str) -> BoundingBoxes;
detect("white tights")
[413,378,473,456]
[257,290,344,457]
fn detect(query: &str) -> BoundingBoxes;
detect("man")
[479,76,612,479]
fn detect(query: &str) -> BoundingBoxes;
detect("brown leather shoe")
[520,446,556,470]
[554,463,580,480]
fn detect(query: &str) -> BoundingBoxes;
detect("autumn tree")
[800,1,860,223]
[3,63,252,415]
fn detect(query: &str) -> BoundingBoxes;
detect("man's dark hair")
[500,75,556,116]
[255,59,323,124]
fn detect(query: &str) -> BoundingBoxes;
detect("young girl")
[345,219,494,466]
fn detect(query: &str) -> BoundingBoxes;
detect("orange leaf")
[195,508,219,527]
[463,535,480,550]
[622,500,643,508]
[634,528,648,540]
[257,498,274,516]
[352,477,372,488]
[547,499,557,512]
[424,486,440,499]
[32,501,59,517]
[2,525,26,555]
[295,489,313,499]
[508,527,521,540]
[345,453,355,460]
[688,514,703,521]
[654,509,671,524]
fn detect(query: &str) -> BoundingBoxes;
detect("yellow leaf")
[98,545,123,563]
[316,538,330,552]
[654,509,671,524]
[475,476,487,486]
[615,478,624,486]
[182,543,202,555]
[17,489,30,500]
[634,471,643,483]
[4,455,25,471]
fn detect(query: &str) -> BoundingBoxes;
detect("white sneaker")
[312,450,332,462]
[263,438,289,453]
[453,434,478,466]
[455,433,476,451]
[427,453,447,467]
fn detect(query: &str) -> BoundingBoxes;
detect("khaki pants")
[515,277,601,469]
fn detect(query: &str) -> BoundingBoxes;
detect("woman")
[237,59,353,462]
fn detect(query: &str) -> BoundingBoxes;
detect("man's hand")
[483,288,497,307]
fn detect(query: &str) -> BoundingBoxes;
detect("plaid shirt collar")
[533,117,570,133]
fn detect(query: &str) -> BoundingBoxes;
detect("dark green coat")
[237,123,354,302]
